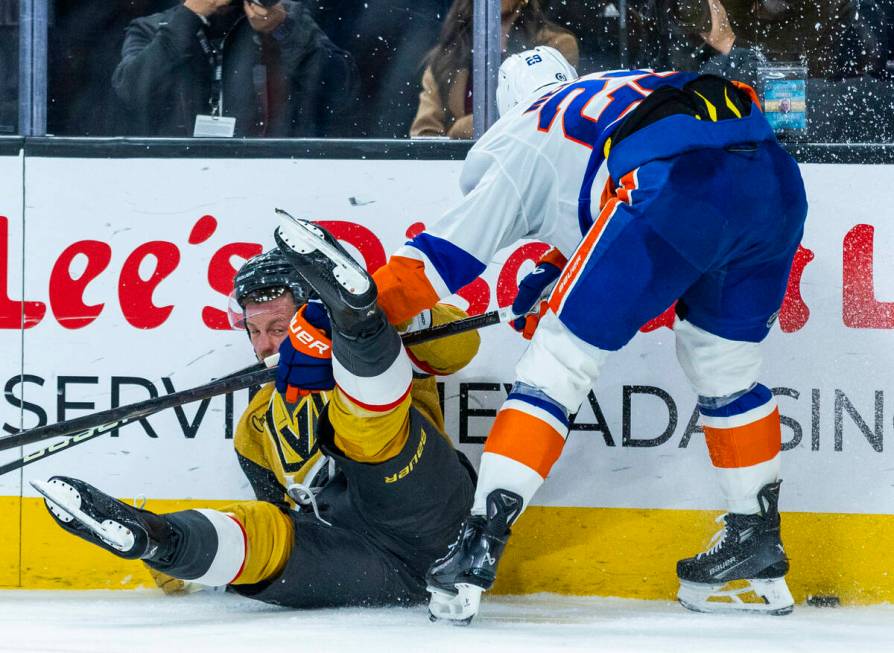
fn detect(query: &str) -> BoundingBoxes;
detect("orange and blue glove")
[511,247,567,340]
[276,301,335,403]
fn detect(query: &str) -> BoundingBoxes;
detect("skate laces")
[287,482,332,527]
[699,514,729,558]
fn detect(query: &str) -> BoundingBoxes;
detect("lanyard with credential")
[196,29,224,117]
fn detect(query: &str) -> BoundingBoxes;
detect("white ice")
[0,591,892,653]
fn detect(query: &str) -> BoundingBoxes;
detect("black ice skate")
[676,481,793,615]
[31,477,175,562]
[426,489,522,624]
[273,209,380,339]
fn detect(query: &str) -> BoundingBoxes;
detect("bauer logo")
[384,428,426,483]
[288,314,331,358]
[0,158,891,516]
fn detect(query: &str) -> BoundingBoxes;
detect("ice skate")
[426,489,522,625]
[273,209,380,338]
[676,481,793,615]
[31,476,175,561]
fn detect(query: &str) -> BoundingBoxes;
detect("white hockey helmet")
[496,46,578,117]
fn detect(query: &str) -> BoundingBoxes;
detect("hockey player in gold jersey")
[33,235,479,609]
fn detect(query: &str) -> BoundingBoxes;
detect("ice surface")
[0,591,892,653]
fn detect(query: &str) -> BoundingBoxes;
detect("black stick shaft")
[0,308,503,463]
[400,309,502,346]
[0,420,116,476]
[0,367,276,453]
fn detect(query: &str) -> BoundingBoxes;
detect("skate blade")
[677,578,794,615]
[427,583,484,625]
[274,209,371,296]
[30,479,135,552]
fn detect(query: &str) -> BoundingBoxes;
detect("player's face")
[244,293,297,361]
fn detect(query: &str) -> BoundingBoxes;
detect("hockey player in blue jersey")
[281,47,808,621]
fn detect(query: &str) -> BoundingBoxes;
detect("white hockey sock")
[188,509,247,586]
[716,453,781,515]
[471,452,544,517]
[331,330,412,411]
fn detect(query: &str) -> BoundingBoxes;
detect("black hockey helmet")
[227,248,309,329]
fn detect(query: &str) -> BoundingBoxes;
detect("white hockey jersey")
[374,69,699,323]
[386,70,696,300]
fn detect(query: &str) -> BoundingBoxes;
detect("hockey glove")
[511,247,566,340]
[145,565,193,595]
[276,301,335,403]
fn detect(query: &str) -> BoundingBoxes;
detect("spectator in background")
[628,0,763,81]
[676,0,766,83]
[0,0,18,135]
[112,0,358,137]
[411,0,579,139]
[630,0,886,82]
[755,0,886,79]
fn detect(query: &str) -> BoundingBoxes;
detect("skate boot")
[31,477,176,561]
[426,489,522,625]
[273,209,380,339]
[676,481,793,615]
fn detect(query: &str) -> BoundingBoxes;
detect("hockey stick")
[0,306,516,472]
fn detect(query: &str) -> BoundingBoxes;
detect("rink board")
[0,150,23,588]
[14,497,894,605]
[2,154,894,602]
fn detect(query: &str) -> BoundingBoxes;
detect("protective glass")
[228,286,299,330]
[227,291,248,330]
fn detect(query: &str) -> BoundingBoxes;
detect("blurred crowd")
[628,0,891,80]
[0,0,892,140]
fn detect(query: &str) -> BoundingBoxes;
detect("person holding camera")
[410,0,578,139]
[627,0,763,83]
[112,0,358,137]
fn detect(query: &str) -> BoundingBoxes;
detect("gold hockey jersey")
[233,304,480,507]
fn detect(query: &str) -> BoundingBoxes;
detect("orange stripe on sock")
[484,408,566,478]
[704,408,781,468]
[373,255,441,325]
